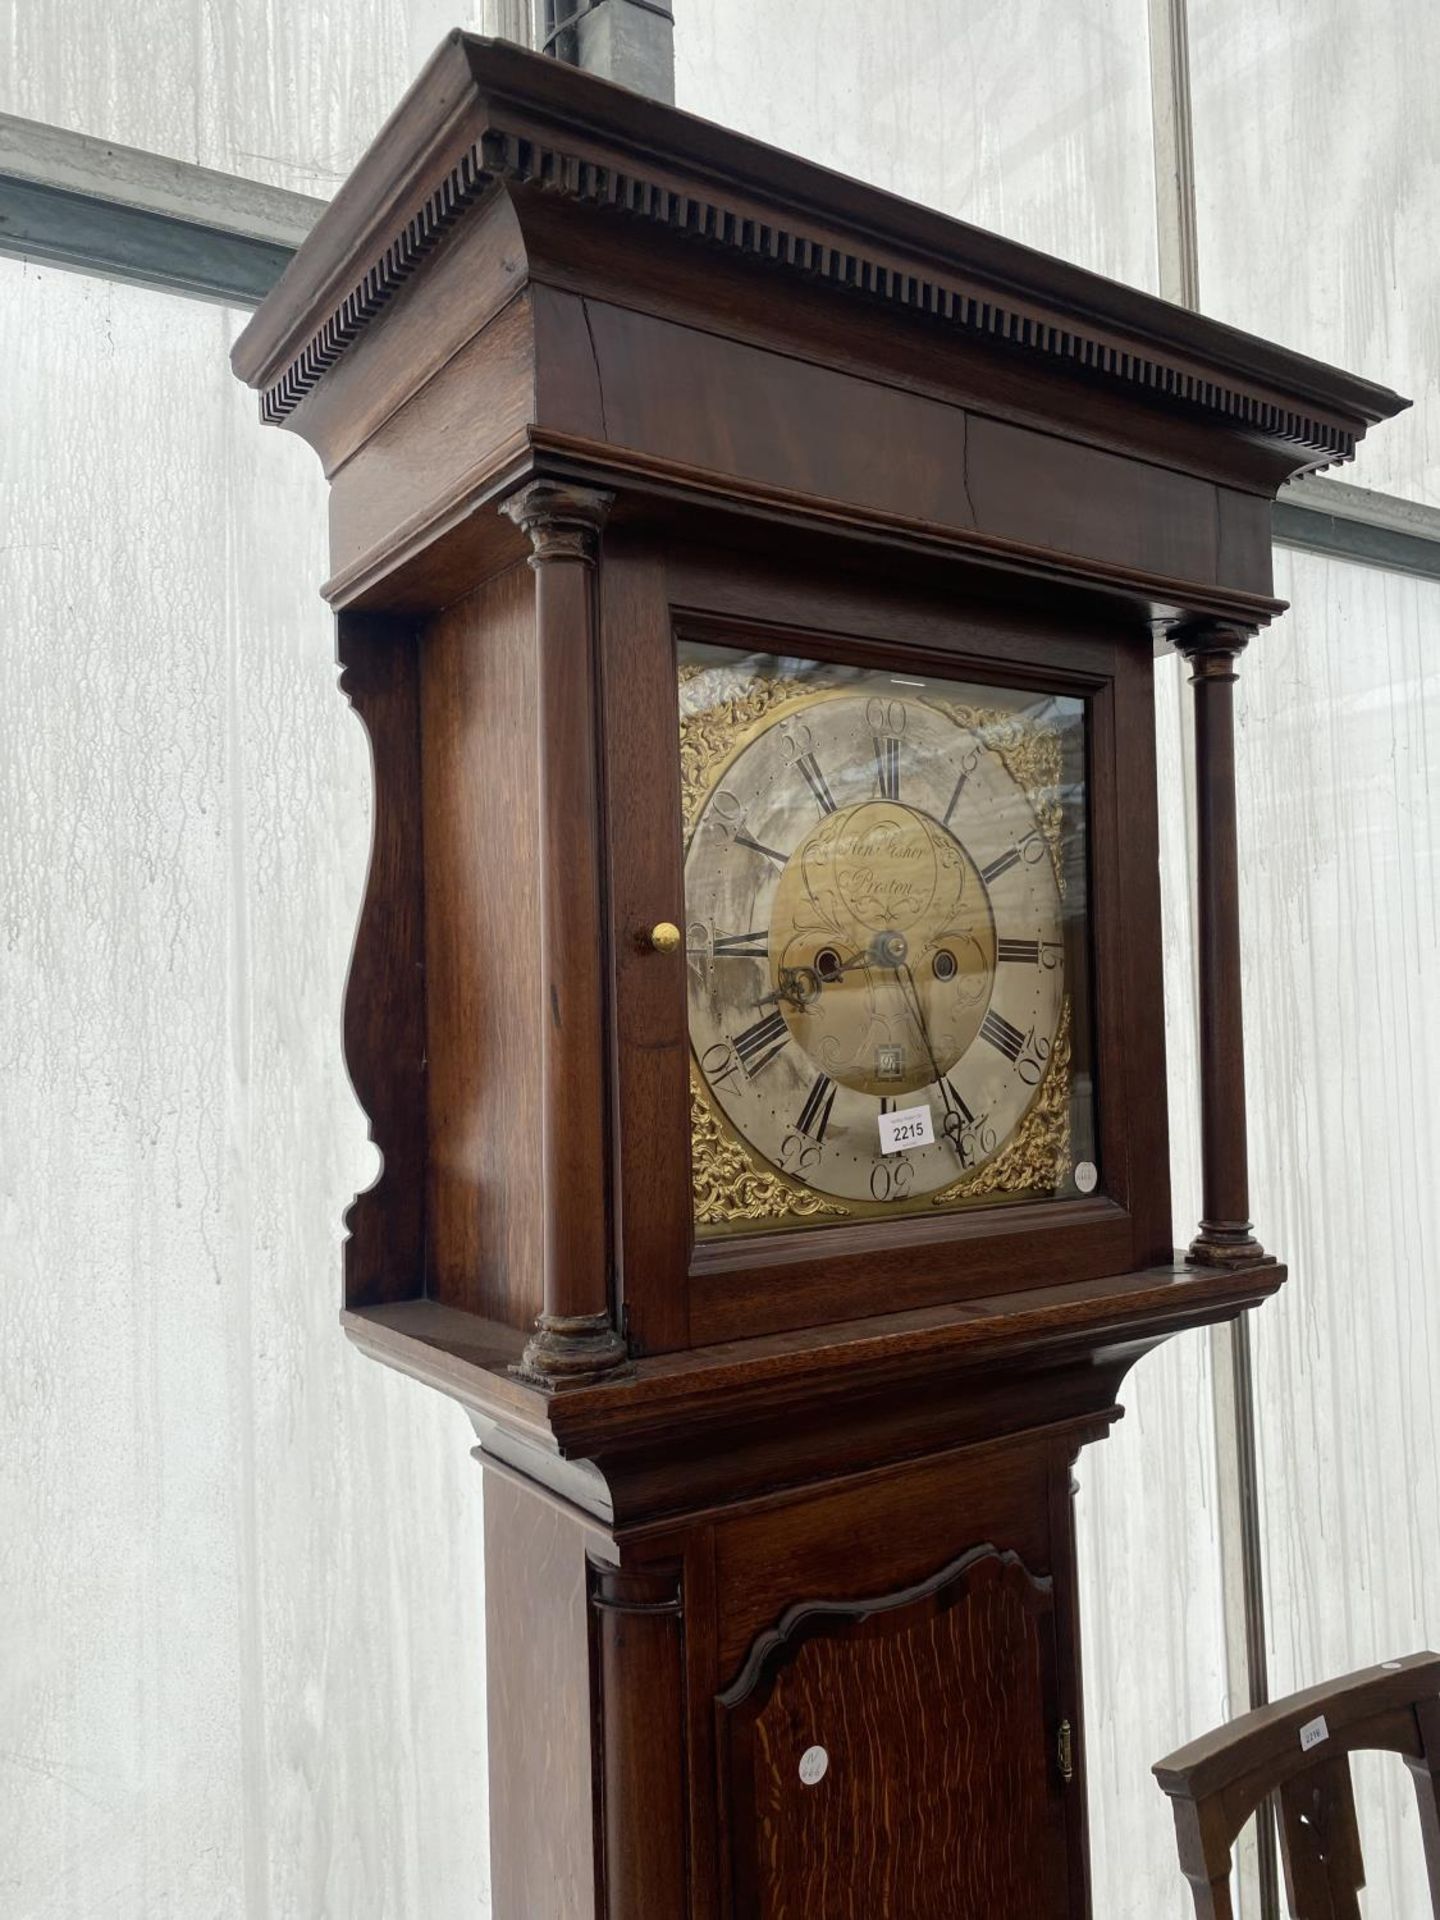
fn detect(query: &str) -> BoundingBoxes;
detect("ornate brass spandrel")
[929,996,1073,1207]
[690,1074,851,1228]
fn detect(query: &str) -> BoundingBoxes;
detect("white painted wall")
[673,0,1161,293]
[1189,0,1440,507]
[1239,550,1440,1912]
[0,260,489,1919]
[2,3,1437,1916]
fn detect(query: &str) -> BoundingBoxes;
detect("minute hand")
[896,962,964,1157]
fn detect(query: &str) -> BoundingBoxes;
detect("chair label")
[1299,1714,1329,1752]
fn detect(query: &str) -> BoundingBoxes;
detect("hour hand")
[753,948,867,1010]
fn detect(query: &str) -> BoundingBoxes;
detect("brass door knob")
[647,922,682,954]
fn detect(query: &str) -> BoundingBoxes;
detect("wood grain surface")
[720,1547,1066,1918]
[485,1469,599,1920]
[421,562,544,1328]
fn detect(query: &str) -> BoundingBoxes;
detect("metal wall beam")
[0,112,322,306]
[1276,474,1440,578]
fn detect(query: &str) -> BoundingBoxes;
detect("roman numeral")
[981,846,1022,884]
[714,930,770,958]
[979,1008,1027,1063]
[796,752,836,815]
[734,830,788,867]
[938,1076,976,1128]
[732,1010,790,1077]
[797,1073,837,1142]
[942,767,970,826]
[997,937,1040,965]
[873,734,901,801]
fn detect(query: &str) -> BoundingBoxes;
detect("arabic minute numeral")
[779,1132,821,1176]
[699,1040,742,1092]
[998,936,1065,971]
[1017,1033,1052,1087]
[870,1157,916,1201]
[961,1121,998,1169]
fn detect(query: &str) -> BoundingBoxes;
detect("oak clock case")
[678,640,1095,1235]
[229,31,1401,1920]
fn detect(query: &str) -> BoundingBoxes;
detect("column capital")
[1167,616,1256,680]
[500,479,615,566]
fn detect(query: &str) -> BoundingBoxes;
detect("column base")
[1187,1221,1269,1268]
[511,1310,631,1390]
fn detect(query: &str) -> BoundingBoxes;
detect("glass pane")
[679,637,1093,1236]
[674,0,1162,291]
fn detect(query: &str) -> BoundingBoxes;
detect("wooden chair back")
[1153,1652,1440,1918]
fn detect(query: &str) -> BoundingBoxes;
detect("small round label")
[1074,1161,1098,1195]
[798,1745,829,1786]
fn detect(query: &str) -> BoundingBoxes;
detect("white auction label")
[877,1104,935,1154]
[1299,1714,1329,1753]
[798,1745,829,1786]
[1074,1160,1098,1195]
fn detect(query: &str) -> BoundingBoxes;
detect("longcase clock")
[232,36,1405,1918]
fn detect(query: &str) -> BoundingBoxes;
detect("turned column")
[502,480,628,1385]
[1171,619,1266,1267]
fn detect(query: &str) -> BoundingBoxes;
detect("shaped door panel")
[716,1544,1069,1918]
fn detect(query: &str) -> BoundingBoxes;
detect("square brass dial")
[678,640,1096,1237]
